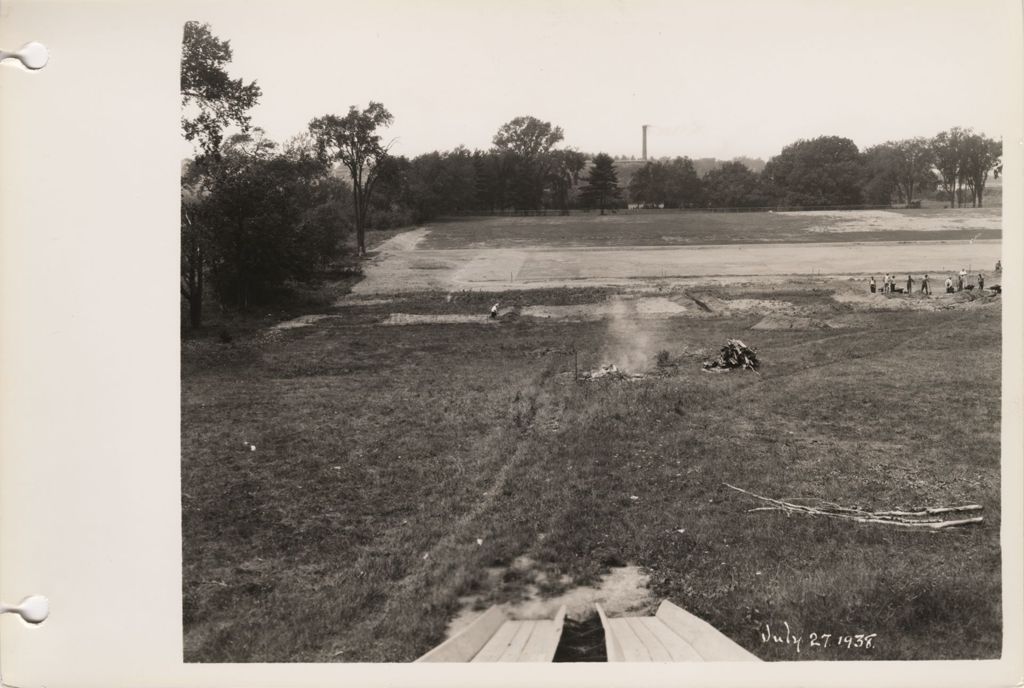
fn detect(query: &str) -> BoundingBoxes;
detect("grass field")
[182,280,1001,662]
[420,208,1001,250]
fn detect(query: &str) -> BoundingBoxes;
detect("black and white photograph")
[178,0,1010,666]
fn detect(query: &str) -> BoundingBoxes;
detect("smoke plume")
[598,296,659,373]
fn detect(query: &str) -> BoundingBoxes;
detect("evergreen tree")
[579,153,622,215]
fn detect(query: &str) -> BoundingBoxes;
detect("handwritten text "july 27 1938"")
[760,622,876,654]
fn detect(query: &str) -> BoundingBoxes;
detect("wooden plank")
[624,617,672,661]
[608,618,653,662]
[517,621,558,662]
[517,606,567,662]
[470,621,522,662]
[416,606,507,662]
[595,603,623,662]
[655,600,760,661]
[637,617,703,662]
[497,621,538,661]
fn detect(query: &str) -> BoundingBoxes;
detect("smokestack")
[642,125,648,161]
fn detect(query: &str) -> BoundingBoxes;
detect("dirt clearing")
[782,209,1001,233]
[355,224,1000,295]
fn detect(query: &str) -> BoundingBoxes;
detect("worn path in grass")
[183,284,1001,662]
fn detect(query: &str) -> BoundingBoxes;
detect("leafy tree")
[861,139,936,206]
[493,116,565,159]
[579,153,623,214]
[472,150,501,211]
[546,149,588,214]
[628,157,703,208]
[931,127,967,207]
[369,155,411,222]
[197,135,342,307]
[892,138,935,204]
[762,136,864,206]
[180,20,260,328]
[309,102,394,255]
[860,143,901,205]
[180,21,262,160]
[492,116,565,209]
[959,132,1002,207]
[628,161,668,207]
[181,171,207,330]
[703,161,768,208]
[662,157,704,207]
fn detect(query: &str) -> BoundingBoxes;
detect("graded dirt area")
[780,209,1002,233]
[354,221,1000,295]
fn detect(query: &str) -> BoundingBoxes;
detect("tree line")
[181,21,1003,329]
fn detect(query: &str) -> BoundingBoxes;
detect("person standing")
[869,276,876,293]
[958,268,966,291]
[978,273,985,291]
[906,274,914,295]
[921,274,930,295]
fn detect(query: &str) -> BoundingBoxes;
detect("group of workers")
[869,268,987,296]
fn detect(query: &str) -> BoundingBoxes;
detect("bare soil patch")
[381,313,500,326]
[784,209,1001,234]
[446,557,653,640]
[522,296,693,322]
[355,221,1001,295]
[272,314,343,330]
[751,315,846,330]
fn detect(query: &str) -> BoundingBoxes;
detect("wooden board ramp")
[597,601,760,662]
[416,605,567,662]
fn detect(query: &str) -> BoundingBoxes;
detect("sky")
[181,0,1016,161]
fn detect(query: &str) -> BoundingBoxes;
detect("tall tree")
[762,136,864,206]
[309,102,394,255]
[181,171,206,330]
[492,116,565,209]
[404,149,478,222]
[198,134,341,308]
[180,21,262,160]
[892,137,934,204]
[703,161,767,208]
[628,158,703,208]
[180,20,261,328]
[546,149,587,214]
[663,157,704,208]
[959,132,1002,208]
[931,127,967,208]
[860,143,902,205]
[492,116,565,159]
[579,153,623,215]
[628,161,667,207]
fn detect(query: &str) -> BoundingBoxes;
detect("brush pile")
[702,339,759,372]
[724,483,983,530]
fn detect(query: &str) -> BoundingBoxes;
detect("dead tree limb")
[723,483,983,529]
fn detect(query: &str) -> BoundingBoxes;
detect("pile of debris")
[580,364,644,381]
[702,339,760,372]
[724,483,983,530]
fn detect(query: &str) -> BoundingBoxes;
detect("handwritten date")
[760,622,876,653]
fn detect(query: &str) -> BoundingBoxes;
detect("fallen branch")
[723,483,983,530]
